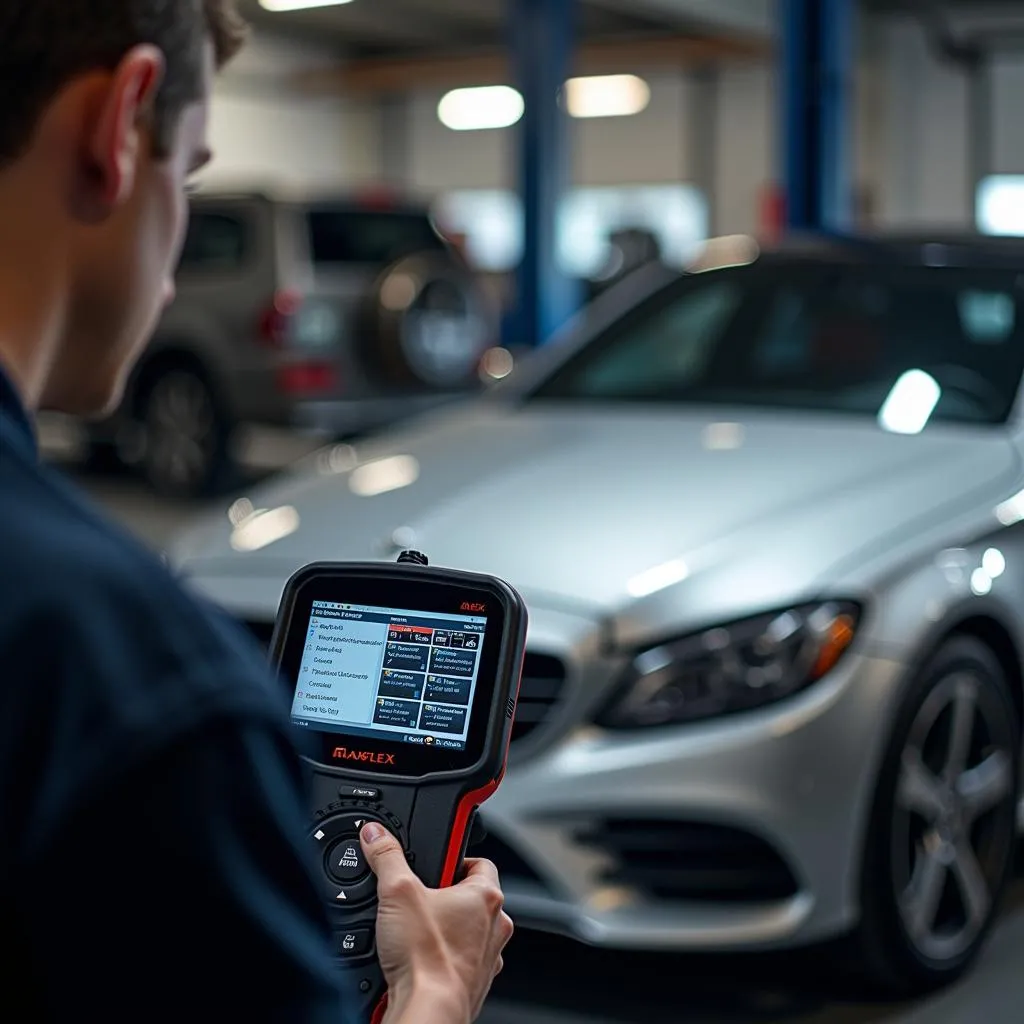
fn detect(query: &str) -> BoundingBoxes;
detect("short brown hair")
[0,0,247,165]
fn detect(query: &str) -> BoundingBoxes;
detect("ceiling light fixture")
[438,86,525,131]
[258,0,355,12]
[564,74,651,119]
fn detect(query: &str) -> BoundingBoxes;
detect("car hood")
[171,401,1020,639]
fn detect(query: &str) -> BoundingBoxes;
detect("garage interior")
[29,1,1024,1022]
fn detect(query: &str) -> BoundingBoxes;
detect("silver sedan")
[169,236,1024,995]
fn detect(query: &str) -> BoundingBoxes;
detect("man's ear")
[87,45,166,210]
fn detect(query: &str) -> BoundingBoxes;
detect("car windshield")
[306,208,446,266]
[531,262,1024,426]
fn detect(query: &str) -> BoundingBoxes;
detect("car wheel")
[853,635,1020,995]
[363,251,495,391]
[137,365,232,499]
[84,438,130,475]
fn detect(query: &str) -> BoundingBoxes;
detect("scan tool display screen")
[290,601,487,752]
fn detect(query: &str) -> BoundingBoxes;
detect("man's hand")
[360,821,513,1024]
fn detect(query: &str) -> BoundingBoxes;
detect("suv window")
[178,211,248,271]
[533,264,1024,426]
[306,209,445,266]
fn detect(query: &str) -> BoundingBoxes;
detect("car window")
[564,280,742,396]
[533,264,1024,426]
[178,212,248,271]
[306,209,446,266]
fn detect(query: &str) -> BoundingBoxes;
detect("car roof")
[758,231,1024,271]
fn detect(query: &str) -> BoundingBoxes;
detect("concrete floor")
[55,447,1024,1024]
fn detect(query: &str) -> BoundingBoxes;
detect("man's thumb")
[360,822,409,880]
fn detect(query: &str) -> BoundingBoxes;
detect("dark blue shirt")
[0,367,347,1020]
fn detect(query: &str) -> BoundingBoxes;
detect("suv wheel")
[138,365,231,499]
[366,252,494,391]
[853,635,1019,995]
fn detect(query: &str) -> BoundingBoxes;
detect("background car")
[86,190,498,497]
[167,232,1024,995]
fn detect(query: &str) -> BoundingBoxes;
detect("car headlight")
[596,602,860,730]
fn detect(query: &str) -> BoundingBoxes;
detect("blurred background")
[44,0,1024,1021]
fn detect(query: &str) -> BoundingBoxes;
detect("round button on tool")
[326,836,369,884]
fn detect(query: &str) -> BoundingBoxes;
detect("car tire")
[852,634,1020,996]
[136,363,233,499]
[362,251,494,391]
[84,437,130,475]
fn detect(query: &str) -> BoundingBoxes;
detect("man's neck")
[0,199,68,413]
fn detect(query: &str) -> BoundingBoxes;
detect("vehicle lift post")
[781,0,855,234]
[509,0,581,348]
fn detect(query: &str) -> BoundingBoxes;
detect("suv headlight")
[596,602,860,730]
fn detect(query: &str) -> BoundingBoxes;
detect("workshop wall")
[200,19,1024,237]
[405,71,691,195]
[202,32,379,192]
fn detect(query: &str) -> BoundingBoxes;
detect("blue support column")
[781,0,854,233]
[510,0,580,348]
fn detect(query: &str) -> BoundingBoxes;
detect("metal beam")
[510,0,580,348]
[293,33,768,95]
[780,0,854,232]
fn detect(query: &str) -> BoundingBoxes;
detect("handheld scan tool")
[269,552,527,1023]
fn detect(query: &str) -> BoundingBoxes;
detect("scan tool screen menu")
[290,600,487,751]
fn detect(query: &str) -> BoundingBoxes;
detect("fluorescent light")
[878,370,941,435]
[438,87,524,131]
[259,0,354,10]
[627,558,690,599]
[565,75,650,119]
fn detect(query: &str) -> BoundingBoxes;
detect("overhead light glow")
[627,558,690,599]
[227,497,255,527]
[438,87,524,132]
[878,370,941,435]
[260,0,356,9]
[230,506,300,552]
[349,455,420,497]
[703,422,744,451]
[565,75,651,119]
[316,444,358,476]
[480,347,515,382]
[996,488,1024,525]
[259,0,355,11]
[970,568,993,596]
[978,176,1024,236]
[982,548,1006,579]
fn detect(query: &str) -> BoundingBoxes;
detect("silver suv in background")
[87,192,496,497]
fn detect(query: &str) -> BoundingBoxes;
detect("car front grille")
[241,619,567,747]
[471,829,553,892]
[573,817,800,905]
[511,653,566,744]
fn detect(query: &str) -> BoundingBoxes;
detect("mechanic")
[0,3,512,1022]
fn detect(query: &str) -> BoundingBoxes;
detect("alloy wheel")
[892,671,1017,964]
[142,370,218,494]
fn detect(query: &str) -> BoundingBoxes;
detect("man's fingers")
[360,823,413,886]
[461,857,502,887]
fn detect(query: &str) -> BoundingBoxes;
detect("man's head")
[0,0,245,416]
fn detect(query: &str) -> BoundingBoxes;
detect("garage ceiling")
[236,0,770,58]
[238,0,1024,58]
